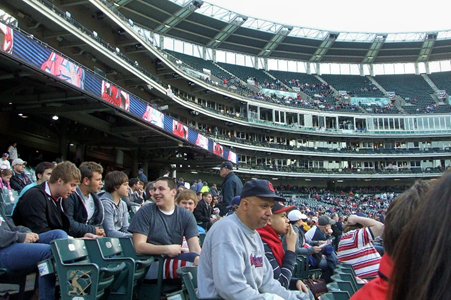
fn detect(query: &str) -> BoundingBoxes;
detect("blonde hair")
[49,161,81,184]
[176,189,198,206]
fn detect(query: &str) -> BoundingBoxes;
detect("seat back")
[0,267,35,300]
[97,237,124,258]
[198,233,206,246]
[294,255,309,279]
[334,272,360,292]
[176,266,198,300]
[330,274,357,296]
[319,291,350,300]
[336,264,357,278]
[53,238,90,263]
[84,237,136,300]
[51,238,126,300]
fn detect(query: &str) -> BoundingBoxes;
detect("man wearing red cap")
[198,179,312,300]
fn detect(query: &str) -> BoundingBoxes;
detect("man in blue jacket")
[218,161,243,216]
[65,161,105,238]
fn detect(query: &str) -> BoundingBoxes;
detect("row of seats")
[321,263,367,300]
[174,258,362,300]
[165,50,449,112]
[48,237,153,300]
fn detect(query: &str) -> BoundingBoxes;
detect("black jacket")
[64,186,104,237]
[12,182,70,234]
[10,172,33,192]
[193,200,212,229]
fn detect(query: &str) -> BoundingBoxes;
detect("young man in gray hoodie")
[99,171,132,238]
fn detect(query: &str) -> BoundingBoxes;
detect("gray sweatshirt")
[99,192,132,238]
[0,210,30,249]
[197,213,309,300]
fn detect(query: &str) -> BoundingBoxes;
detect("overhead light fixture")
[164,24,170,28]
[52,115,59,120]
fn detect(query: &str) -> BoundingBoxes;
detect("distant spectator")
[10,159,32,193]
[225,195,241,216]
[218,161,243,216]
[193,192,216,230]
[0,169,12,191]
[195,179,203,193]
[144,181,155,203]
[330,213,342,251]
[200,181,210,193]
[7,142,18,162]
[0,153,10,170]
[129,178,145,205]
[137,168,147,183]
[337,213,383,278]
[17,161,54,203]
[210,183,218,197]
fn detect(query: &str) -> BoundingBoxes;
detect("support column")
[59,120,68,161]
[131,149,138,178]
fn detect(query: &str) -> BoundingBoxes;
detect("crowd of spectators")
[2,151,450,299]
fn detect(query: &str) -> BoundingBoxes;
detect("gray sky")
[207,0,451,33]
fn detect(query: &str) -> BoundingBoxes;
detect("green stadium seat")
[319,291,350,300]
[176,266,222,300]
[327,280,355,297]
[50,238,126,300]
[0,267,37,300]
[84,237,153,300]
[294,254,322,279]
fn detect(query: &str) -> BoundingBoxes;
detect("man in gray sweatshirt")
[197,179,312,300]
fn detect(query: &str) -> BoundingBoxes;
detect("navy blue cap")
[219,161,233,170]
[240,179,285,202]
[227,196,241,209]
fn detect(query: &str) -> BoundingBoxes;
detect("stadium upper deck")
[0,0,450,187]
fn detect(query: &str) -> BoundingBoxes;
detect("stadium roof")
[113,0,451,64]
